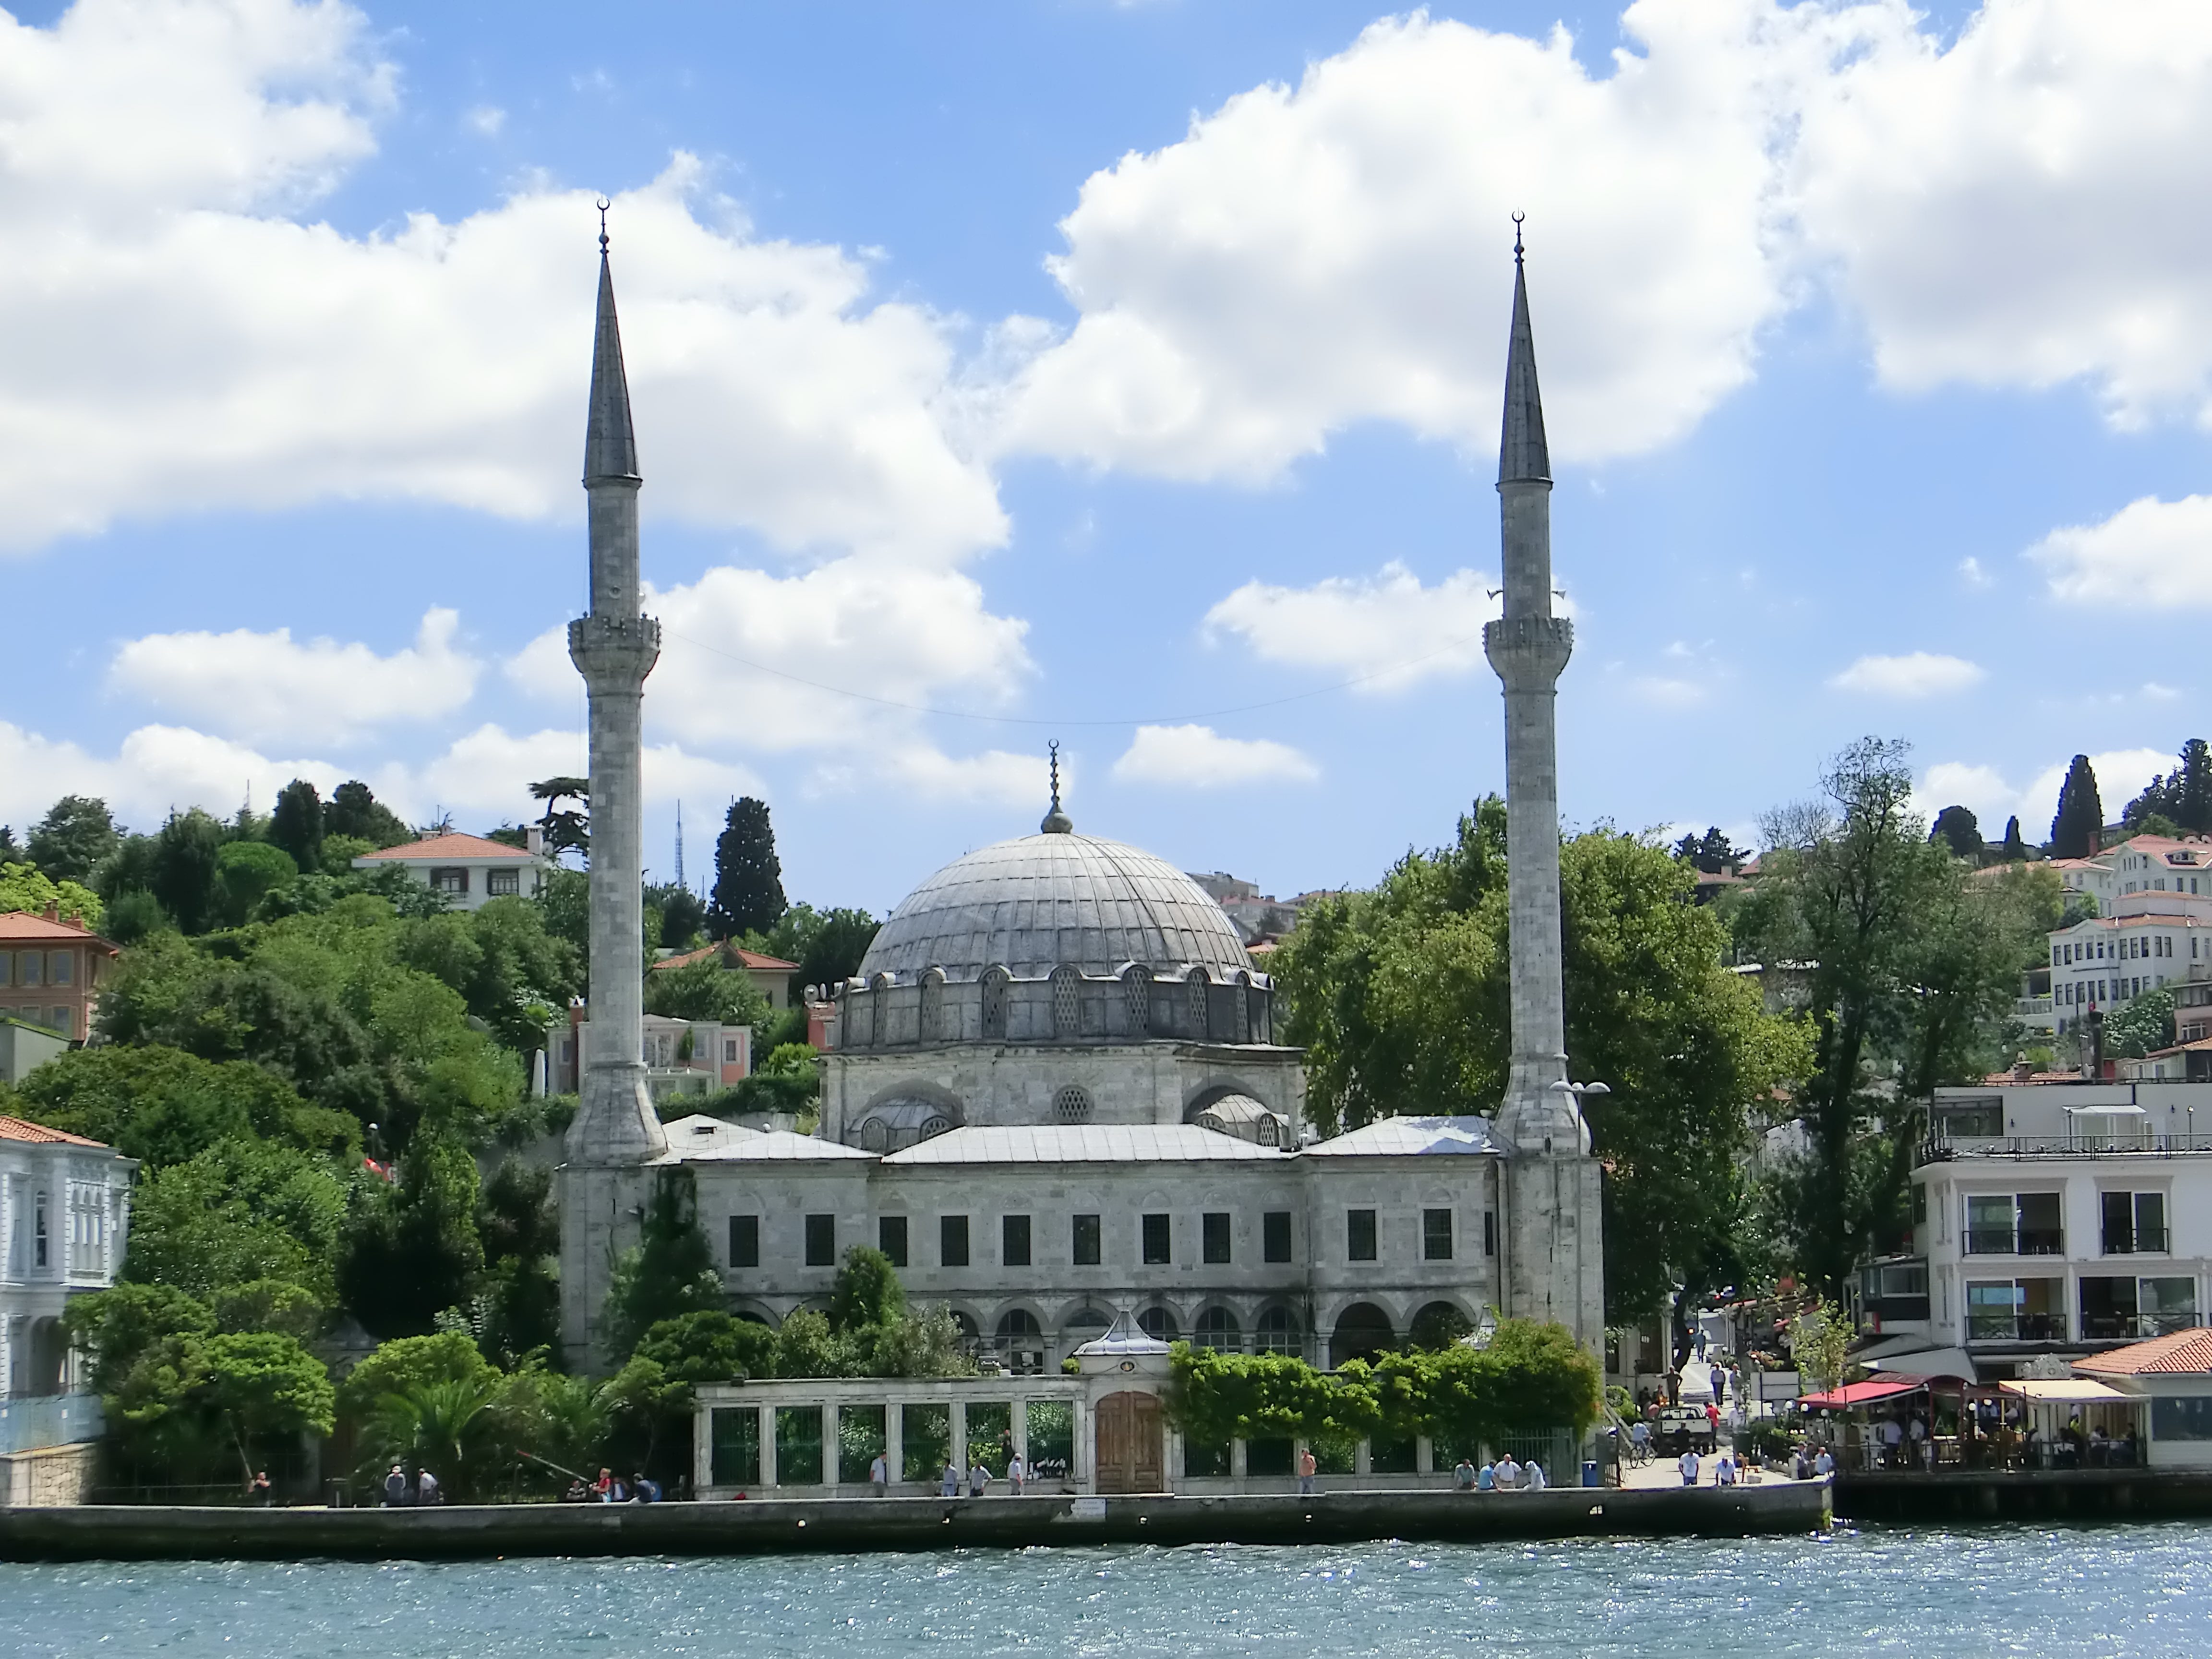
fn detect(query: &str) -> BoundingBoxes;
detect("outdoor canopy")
[1998,1379,2134,1404]
[1798,1376,1927,1410]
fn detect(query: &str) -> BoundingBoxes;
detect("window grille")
[1051,966,1081,1037]
[1122,966,1151,1036]
[1053,1086,1094,1125]
[981,969,1009,1039]
[1186,970,1209,1035]
[919,970,944,1041]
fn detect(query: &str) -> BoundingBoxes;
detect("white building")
[550,1012,753,1105]
[1859,1080,2212,1382]
[0,1115,135,1505]
[352,830,557,912]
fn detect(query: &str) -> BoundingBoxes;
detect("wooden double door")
[1094,1391,1165,1493]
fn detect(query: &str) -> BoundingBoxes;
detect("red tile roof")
[0,910,117,950]
[355,832,539,862]
[0,1116,109,1148]
[2076,1328,2212,1375]
[653,941,799,973]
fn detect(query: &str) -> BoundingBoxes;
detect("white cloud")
[2027,494,2212,608]
[377,723,757,823]
[109,607,479,745]
[1111,724,1319,788]
[870,745,1055,807]
[1828,651,1985,698]
[1792,0,2212,429]
[1202,562,1503,693]
[464,104,505,137]
[0,718,341,832]
[1923,747,2176,840]
[1630,675,1711,710]
[987,2,1855,481]
[0,1,1003,562]
[1958,556,1991,589]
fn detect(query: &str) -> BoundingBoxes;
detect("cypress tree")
[710,797,787,939]
[269,779,325,873]
[2050,755,2104,859]
[1930,805,1982,859]
[2001,816,2027,861]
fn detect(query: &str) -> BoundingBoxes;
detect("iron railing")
[0,1394,100,1456]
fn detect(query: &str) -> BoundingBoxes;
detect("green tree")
[15,1046,359,1167]
[212,1278,323,1339]
[758,903,879,998]
[529,777,590,861]
[1738,739,2046,1295]
[769,1307,859,1378]
[123,1138,351,1303]
[150,808,227,935]
[828,1245,905,1333]
[647,881,708,951]
[199,1331,336,1485]
[1930,805,1983,859]
[269,780,325,873]
[26,795,120,887]
[339,1132,486,1338]
[323,781,411,849]
[643,955,771,1026]
[102,888,169,945]
[336,1331,498,1426]
[2106,987,2177,1058]
[2050,754,2105,859]
[634,1310,776,1383]
[2125,739,2212,834]
[536,868,590,966]
[709,797,786,939]
[1670,827,1739,875]
[364,1372,505,1499]
[603,1167,723,1358]
[214,840,299,926]
[478,1159,561,1367]
[2001,816,2028,861]
[0,862,104,931]
[62,1281,216,1396]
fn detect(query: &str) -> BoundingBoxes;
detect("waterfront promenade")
[0,1481,1829,1562]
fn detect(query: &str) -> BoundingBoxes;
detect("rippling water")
[0,1524,2203,1656]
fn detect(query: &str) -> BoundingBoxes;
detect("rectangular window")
[17,950,41,988]
[2154,1396,2212,1441]
[940,1214,969,1267]
[47,952,71,986]
[1911,1183,1928,1224]
[1422,1208,1453,1261]
[1347,1208,1378,1262]
[486,868,521,897]
[1142,1213,1171,1265]
[1484,1210,1498,1258]
[804,1213,834,1267]
[33,1190,47,1269]
[1202,1212,1231,1264]
[1262,1210,1292,1264]
[723,1039,738,1063]
[2142,1275,2198,1335]
[878,1214,908,1268]
[0,951,9,986]
[430,867,469,894]
[2016,1192,2062,1254]
[1002,1214,1032,1268]
[728,1214,759,1268]
[1072,1213,1101,1266]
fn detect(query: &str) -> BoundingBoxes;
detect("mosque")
[557,221,1604,1378]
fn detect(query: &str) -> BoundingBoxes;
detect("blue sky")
[3,0,2208,918]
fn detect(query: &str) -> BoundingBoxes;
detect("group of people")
[1450,1453,1551,1493]
[558,1467,662,1503]
[382,1465,442,1507]
[1674,1445,1750,1488]
[925,1452,1030,1498]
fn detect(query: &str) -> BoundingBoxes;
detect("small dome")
[858,832,1253,983]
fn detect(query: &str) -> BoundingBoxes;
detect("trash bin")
[1581,1460,1599,1488]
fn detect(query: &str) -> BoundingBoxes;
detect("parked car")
[1653,1406,1717,1456]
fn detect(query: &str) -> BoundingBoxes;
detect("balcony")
[1966,1313,2069,1343]
[2081,1311,2198,1341]
[1924,1134,2208,1163]
[2102,1228,2171,1255]
[1963,1227,2065,1256]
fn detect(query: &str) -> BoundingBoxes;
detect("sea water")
[0,1524,2203,1656]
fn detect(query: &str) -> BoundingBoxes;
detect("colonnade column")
[759,1404,778,1489]
[823,1404,841,1487]
[885,1401,904,1491]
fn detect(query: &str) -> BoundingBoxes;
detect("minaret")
[1481,223,1604,1348]
[560,209,666,1367]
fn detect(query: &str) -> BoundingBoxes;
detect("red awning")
[1799,1376,1926,1409]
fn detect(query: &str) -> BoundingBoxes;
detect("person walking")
[968,1458,991,1498]
[383,1465,408,1508]
[1812,1446,1835,1479]
[1679,1447,1702,1489]
[1297,1445,1318,1496]
[1007,1452,1026,1496]
[868,1450,889,1493]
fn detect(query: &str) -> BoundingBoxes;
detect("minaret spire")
[1481,220,1604,1354]
[562,204,666,1370]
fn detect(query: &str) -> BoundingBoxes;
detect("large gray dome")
[858,833,1254,983]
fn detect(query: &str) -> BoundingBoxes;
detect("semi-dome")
[857,832,1254,983]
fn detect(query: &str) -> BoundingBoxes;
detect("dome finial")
[1041,740,1073,834]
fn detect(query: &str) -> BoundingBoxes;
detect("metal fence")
[0,1394,101,1457]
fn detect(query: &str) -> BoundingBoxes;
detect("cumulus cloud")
[378,723,757,822]
[1111,724,1319,788]
[0,0,1003,561]
[1922,748,2175,838]
[109,607,479,745]
[1791,0,2212,429]
[1828,652,1985,698]
[2027,494,2212,608]
[0,719,341,831]
[986,2,1859,481]
[1202,562,1505,692]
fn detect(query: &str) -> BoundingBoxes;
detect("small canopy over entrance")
[1800,1376,1925,1410]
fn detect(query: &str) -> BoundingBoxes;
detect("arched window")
[1185,969,1210,1037]
[1194,1307,1240,1352]
[1252,986,1272,1044]
[1254,1306,1301,1355]
[919,968,945,1042]
[1233,973,1252,1043]
[1138,1307,1179,1342]
[1121,964,1151,1037]
[857,1117,889,1152]
[998,1309,1046,1374]
[1329,1302,1397,1368]
[981,967,1010,1040]
[1409,1301,1473,1350]
[1052,1086,1094,1126]
[870,973,893,1046]
[1051,965,1081,1038]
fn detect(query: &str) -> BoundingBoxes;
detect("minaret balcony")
[1483,614,1573,686]
[568,613,662,687]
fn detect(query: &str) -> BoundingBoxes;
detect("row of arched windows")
[842,964,1273,1048]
